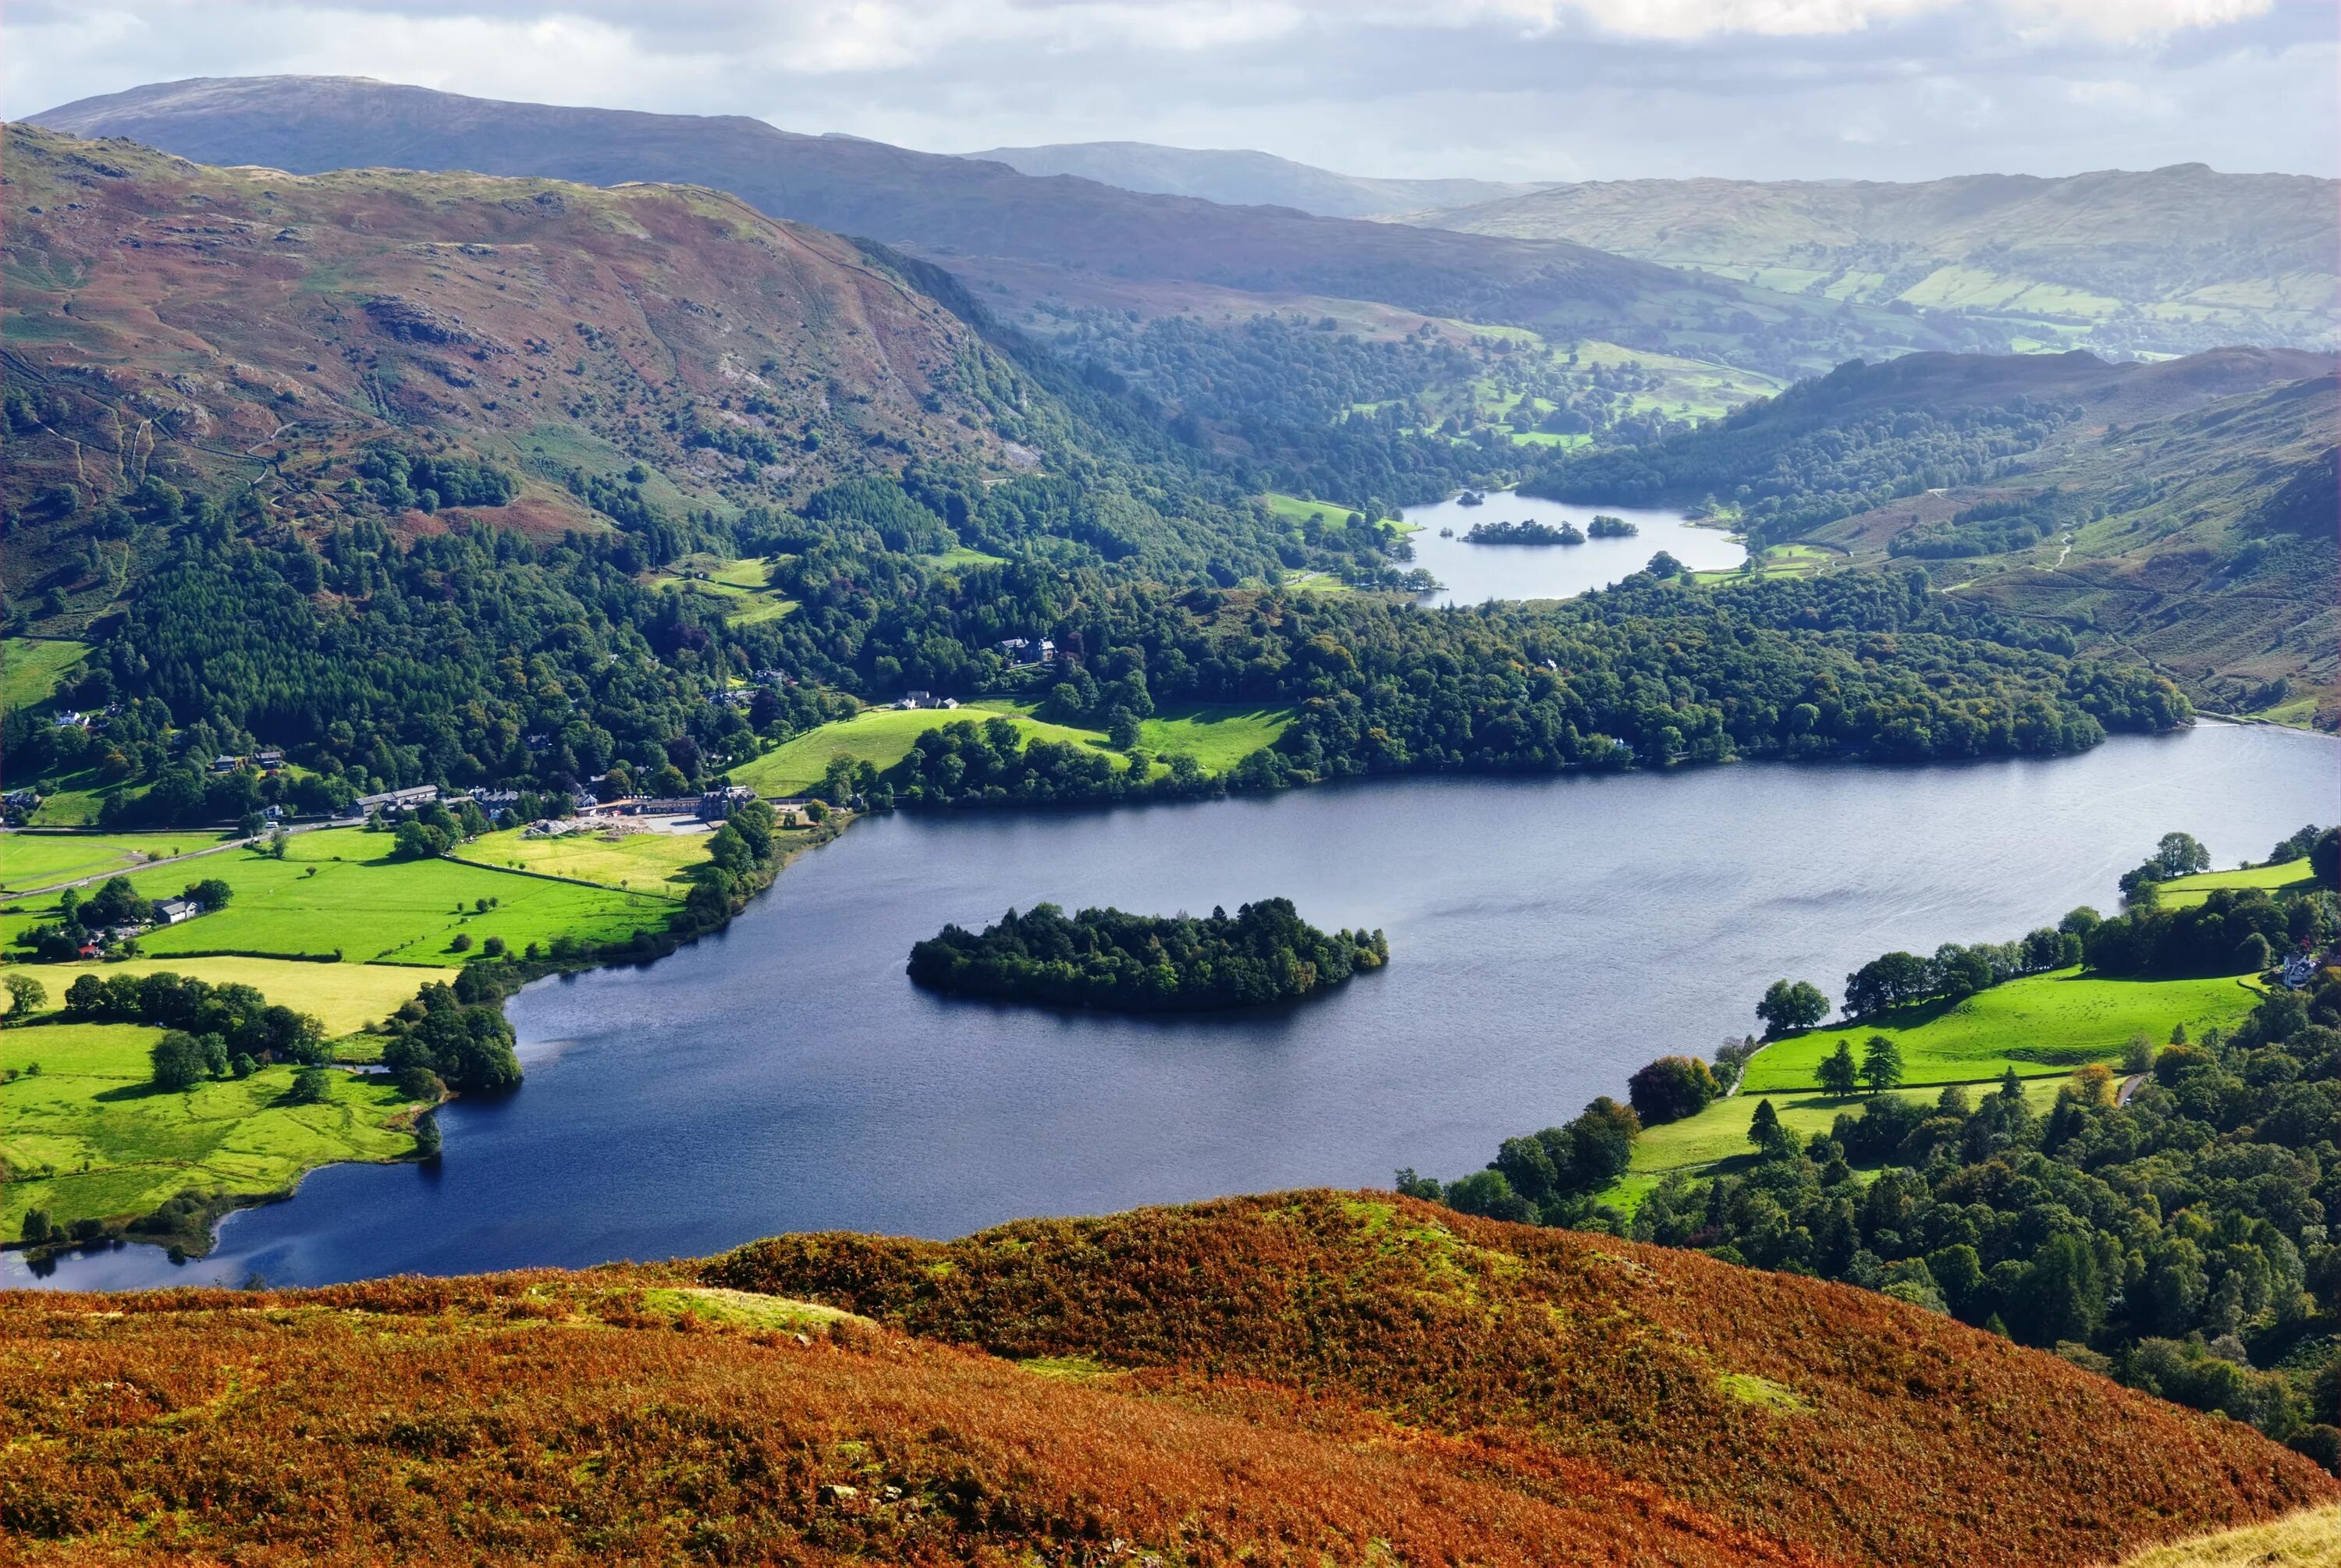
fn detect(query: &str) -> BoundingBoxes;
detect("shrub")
[1626,1055,1719,1126]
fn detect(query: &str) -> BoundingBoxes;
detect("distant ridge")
[962,140,1549,218]
[25,76,1702,335]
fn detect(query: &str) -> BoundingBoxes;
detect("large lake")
[1401,492,1745,607]
[14,721,2333,1291]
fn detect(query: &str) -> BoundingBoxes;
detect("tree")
[1748,1098,1800,1161]
[3,973,48,1024]
[1756,978,1829,1037]
[285,1067,334,1105]
[187,877,233,910]
[2153,832,2211,879]
[1818,1038,1862,1098]
[1443,1169,1533,1223]
[1861,1033,1905,1093]
[1627,1055,1720,1126]
[149,1031,211,1091]
[393,820,452,860]
[20,1208,52,1245]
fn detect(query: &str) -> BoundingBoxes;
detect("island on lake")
[1465,518,1583,546]
[1586,514,1639,538]
[907,899,1387,1011]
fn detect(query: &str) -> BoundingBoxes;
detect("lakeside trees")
[1757,978,1829,1036]
[907,899,1386,1012]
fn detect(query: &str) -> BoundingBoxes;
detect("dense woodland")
[908,899,1386,1011]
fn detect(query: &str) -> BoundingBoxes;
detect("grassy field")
[2110,1505,2341,1568]
[1,830,238,894]
[731,697,1293,796]
[0,1016,424,1240]
[20,766,148,828]
[37,956,433,1037]
[5,827,683,967]
[1608,1078,2069,1211]
[730,701,1108,795]
[652,555,799,626]
[1260,490,1380,530]
[1,637,87,713]
[1738,968,2263,1094]
[2157,859,2320,907]
[464,824,716,894]
[1139,703,1291,772]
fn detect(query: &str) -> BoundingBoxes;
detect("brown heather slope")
[0,120,1019,544]
[2,1192,2330,1563]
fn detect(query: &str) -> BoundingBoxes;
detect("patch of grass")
[0,831,233,893]
[23,768,148,828]
[1,637,87,713]
[637,1286,869,1333]
[7,828,682,966]
[1738,969,2261,1094]
[2109,1504,2341,1568]
[919,545,1010,571]
[1018,1353,1117,1382]
[1716,1372,1807,1413]
[0,1017,425,1242]
[1139,703,1291,773]
[729,701,1108,796]
[464,825,714,894]
[1259,490,1362,527]
[2158,859,2318,907]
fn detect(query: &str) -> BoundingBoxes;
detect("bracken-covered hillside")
[7,1191,2329,1564]
[0,119,1018,537]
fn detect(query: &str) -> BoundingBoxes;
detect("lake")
[12,720,2332,1291]
[1401,491,1745,607]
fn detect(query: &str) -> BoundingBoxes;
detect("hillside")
[1412,167,2340,358]
[964,140,1548,217]
[25,76,1973,376]
[5,1192,2329,1564]
[0,122,1018,537]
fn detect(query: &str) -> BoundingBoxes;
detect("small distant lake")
[1401,491,1745,608]
[12,721,2332,1293]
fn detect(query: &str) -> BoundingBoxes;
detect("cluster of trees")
[1584,515,1637,539]
[2087,885,2332,979]
[389,797,492,860]
[379,976,522,1096]
[1632,977,2341,1461]
[16,875,232,962]
[1842,923,2082,1019]
[1888,495,2060,559]
[353,446,519,513]
[54,968,329,1088]
[907,898,1387,1012]
[1464,520,1583,546]
[1398,1096,1640,1226]
[1529,361,2076,549]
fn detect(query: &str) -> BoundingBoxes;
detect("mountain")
[1408,167,2341,357]
[25,77,1969,376]
[9,1192,2332,1563]
[962,140,1547,218]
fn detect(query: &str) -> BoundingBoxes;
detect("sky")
[8,0,2336,183]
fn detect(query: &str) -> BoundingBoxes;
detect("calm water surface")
[1402,491,1745,607]
[15,722,2332,1290]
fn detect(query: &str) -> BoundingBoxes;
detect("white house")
[154,897,200,925]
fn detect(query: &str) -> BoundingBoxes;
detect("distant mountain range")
[961,140,1548,218]
[25,77,1971,378]
[1409,167,2339,357]
[932,137,2338,359]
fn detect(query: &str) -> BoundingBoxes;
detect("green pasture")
[6,827,681,966]
[465,824,715,894]
[0,1016,424,1239]
[2156,859,2320,907]
[1139,704,1291,772]
[1,831,234,894]
[34,956,432,1038]
[652,554,798,625]
[731,697,1293,796]
[920,545,1010,571]
[1261,490,1363,527]
[1607,1081,2069,1213]
[730,701,1106,796]
[2,637,87,713]
[20,766,148,828]
[1738,968,2263,1094]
